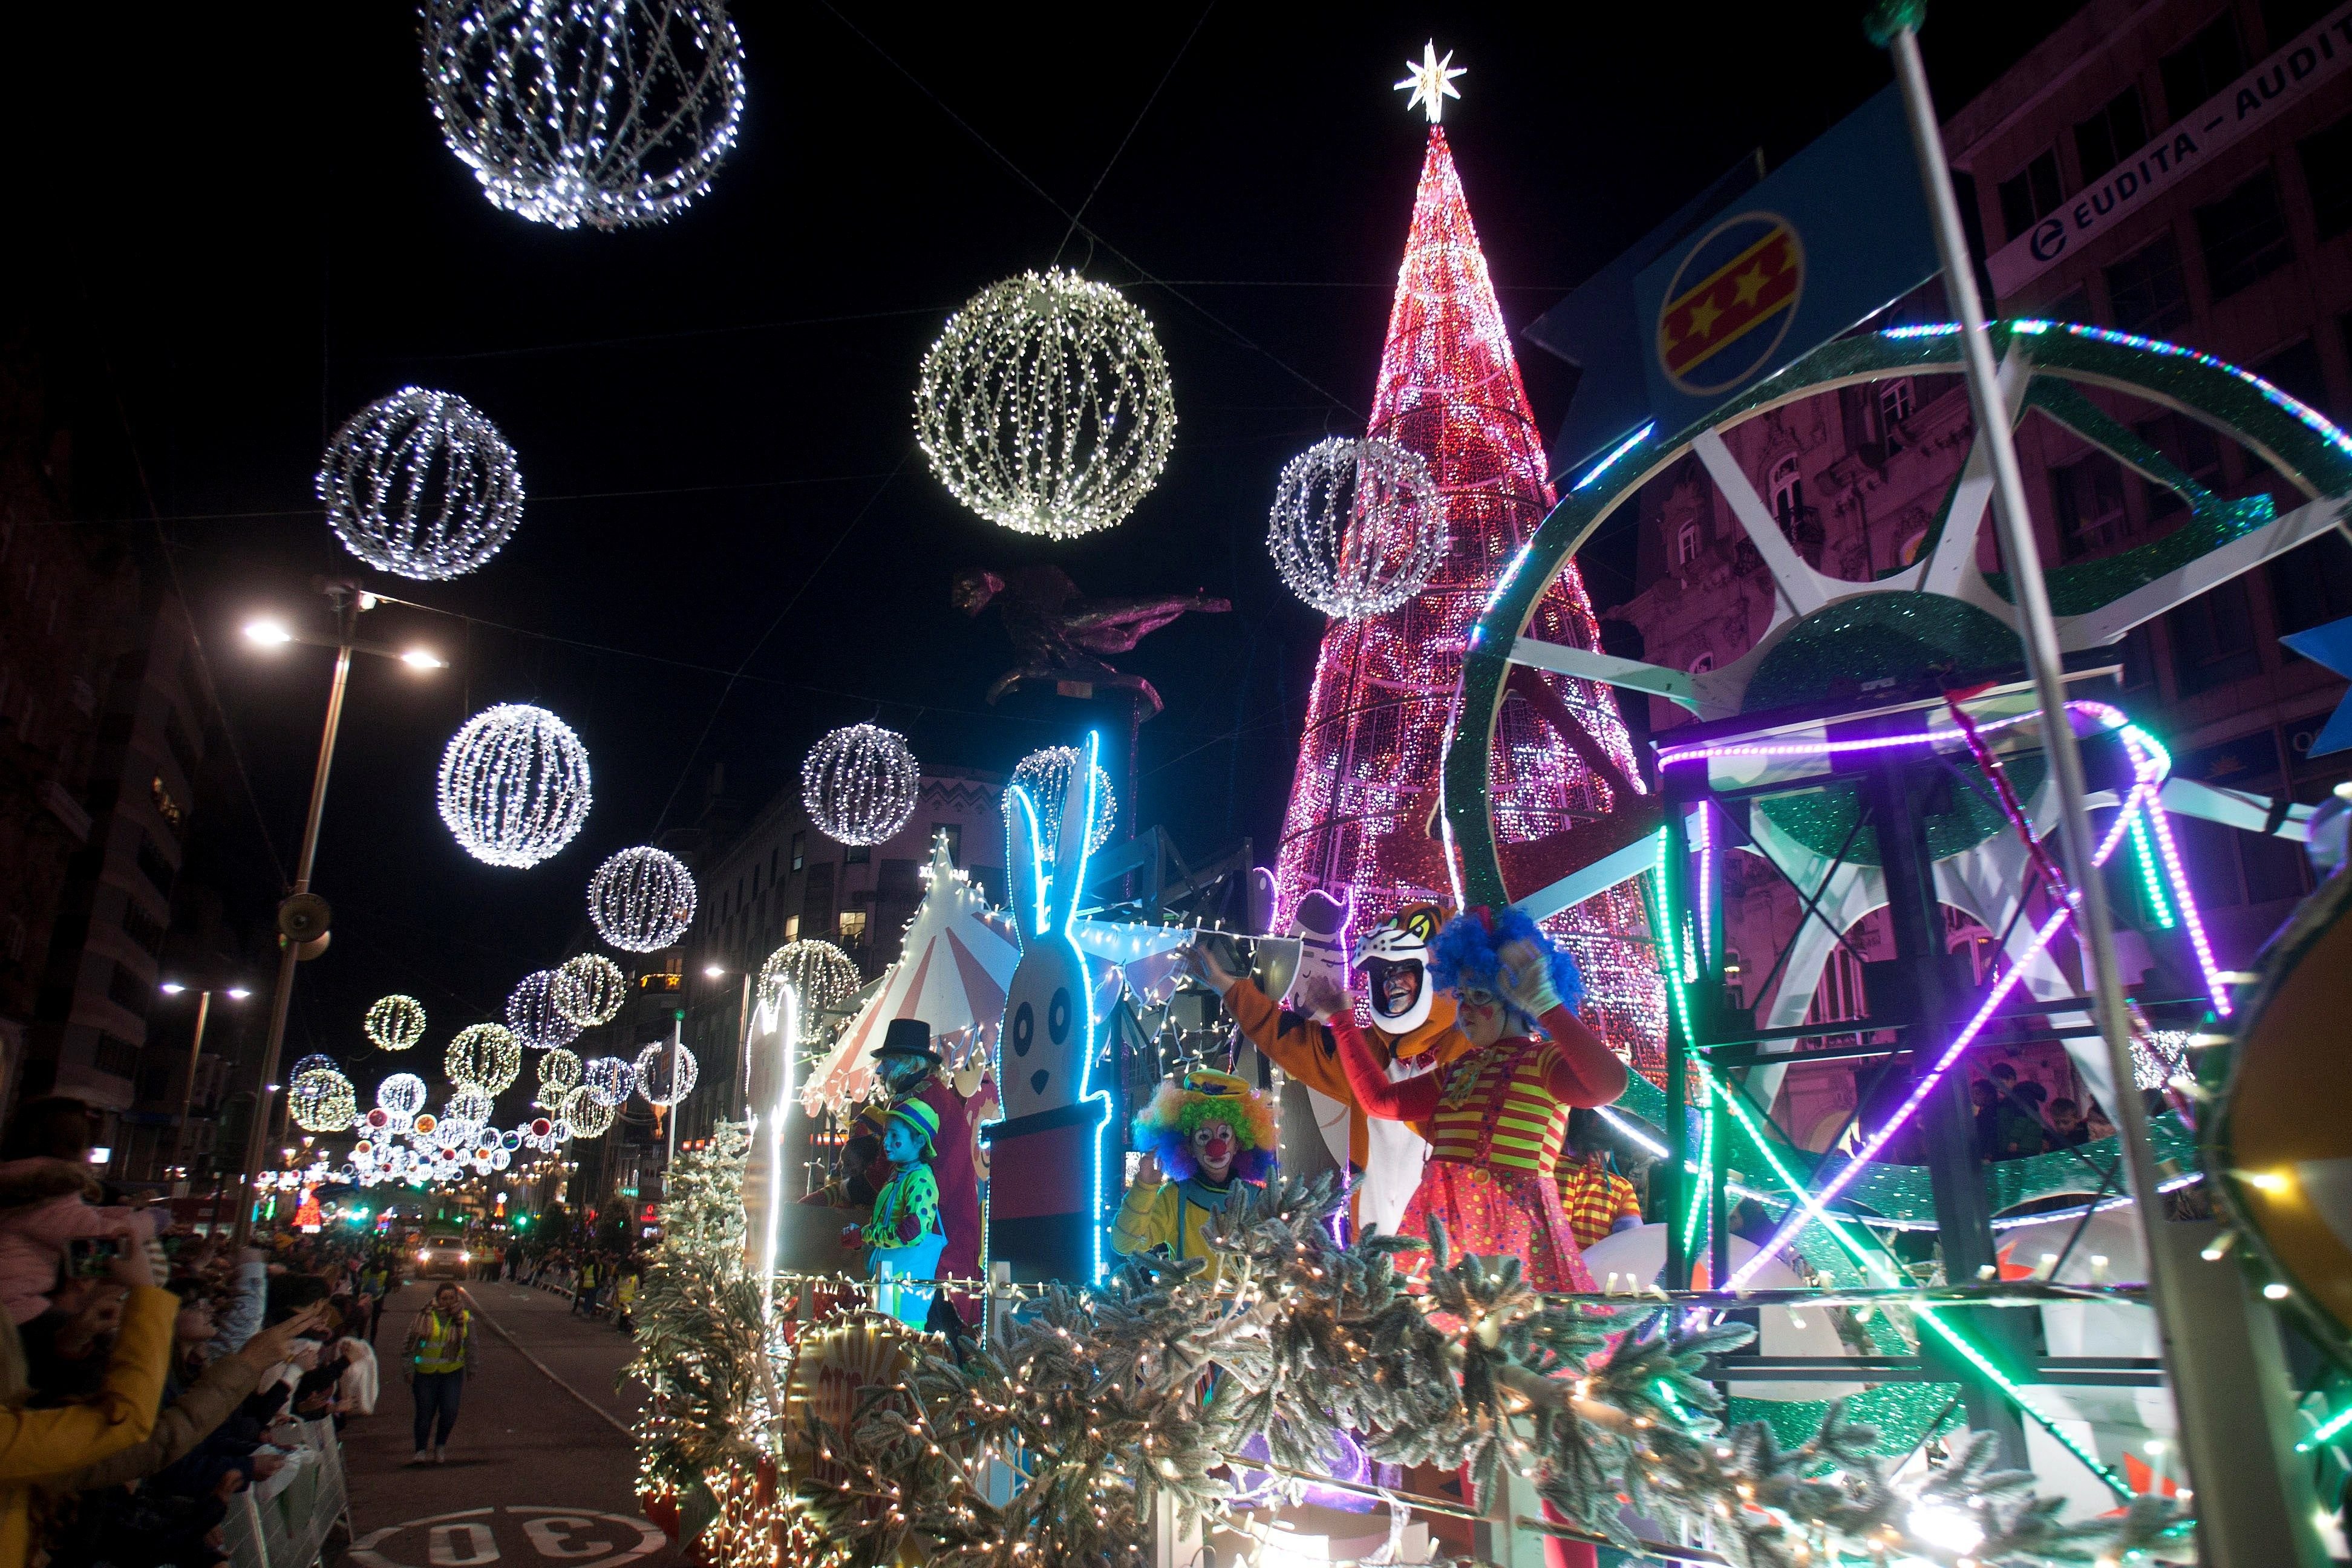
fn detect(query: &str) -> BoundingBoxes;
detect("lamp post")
[156,981,252,1195]
[703,962,754,1121]
[233,580,445,1243]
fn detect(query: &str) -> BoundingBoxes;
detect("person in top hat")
[1111,1068,1276,1285]
[866,1019,992,1306]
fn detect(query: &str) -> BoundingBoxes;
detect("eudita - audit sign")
[1987,1,2352,299]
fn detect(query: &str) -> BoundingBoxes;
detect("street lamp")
[155,981,253,1195]
[234,579,443,1243]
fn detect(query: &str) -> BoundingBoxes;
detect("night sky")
[13,2,2083,1074]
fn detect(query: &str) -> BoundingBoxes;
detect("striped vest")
[1426,1041,1569,1177]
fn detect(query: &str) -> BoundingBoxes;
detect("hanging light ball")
[915,270,1177,540]
[364,995,428,1052]
[757,940,861,1035]
[419,0,747,232]
[438,704,593,868]
[801,724,919,847]
[505,970,582,1051]
[537,1047,584,1099]
[290,1069,358,1135]
[582,1055,636,1108]
[587,847,697,953]
[1008,745,1118,854]
[1266,436,1447,619]
[560,1084,616,1138]
[316,387,526,581]
[376,1073,428,1118]
[446,1023,523,1094]
[633,1040,699,1107]
[551,953,627,1027]
[446,1087,495,1131]
[290,1054,339,1082]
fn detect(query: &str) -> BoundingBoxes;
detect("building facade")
[1589,0,2352,1142]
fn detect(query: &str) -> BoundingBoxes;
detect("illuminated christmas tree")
[1272,105,1664,1073]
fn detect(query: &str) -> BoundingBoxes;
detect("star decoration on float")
[2282,613,2352,756]
[1394,41,1465,123]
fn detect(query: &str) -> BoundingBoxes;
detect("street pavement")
[341,1278,678,1568]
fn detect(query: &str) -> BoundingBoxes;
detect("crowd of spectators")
[0,1096,398,1568]
[1971,1061,2115,1162]
[505,1242,641,1331]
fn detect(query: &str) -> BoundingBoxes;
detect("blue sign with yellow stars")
[1629,85,1937,442]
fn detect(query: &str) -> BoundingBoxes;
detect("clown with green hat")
[851,1095,949,1326]
[1111,1067,1278,1285]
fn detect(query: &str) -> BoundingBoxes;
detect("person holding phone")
[0,1099,152,1328]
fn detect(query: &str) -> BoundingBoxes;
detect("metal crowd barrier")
[222,1417,351,1568]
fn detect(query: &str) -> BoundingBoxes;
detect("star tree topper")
[1395,42,1465,123]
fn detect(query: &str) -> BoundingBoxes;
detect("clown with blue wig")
[1313,906,1629,1293]
[1111,1068,1276,1285]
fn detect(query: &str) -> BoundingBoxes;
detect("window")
[2135,411,2225,520]
[768,846,779,881]
[1674,518,1700,566]
[2168,577,2262,695]
[785,915,799,941]
[1768,455,1803,522]
[838,910,869,944]
[2265,0,2337,47]
[2103,234,2191,335]
[2074,85,2147,183]
[2300,111,2352,241]
[2116,622,2158,691]
[789,832,805,873]
[931,821,962,864]
[1997,148,2063,241]
[2253,336,2331,416]
[2042,284,2093,325]
[845,843,870,866]
[148,776,183,832]
[1878,379,1913,453]
[2051,452,2129,559]
[2161,13,2245,122]
[2197,167,2293,301]
[134,835,175,898]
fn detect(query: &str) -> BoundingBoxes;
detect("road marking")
[457,1288,633,1438]
[351,1508,662,1568]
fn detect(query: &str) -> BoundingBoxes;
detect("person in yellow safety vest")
[1111,1069,1276,1285]
[399,1282,471,1465]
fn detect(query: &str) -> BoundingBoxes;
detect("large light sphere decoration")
[317,387,526,581]
[1266,436,1447,619]
[446,1087,496,1130]
[915,269,1177,540]
[438,703,593,868]
[757,939,860,1034]
[290,1069,358,1135]
[587,846,697,952]
[560,1084,616,1138]
[1008,745,1118,855]
[551,953,626,1027]
[801,724,919,847]
[633,1040,698,1107]
[364,995,428,1052]
[290,1054,339,1082]
[538,1047,583,1098]
[376,1073,428,1118]
[446,1023,523,1094]
[583,1055,636,1108]
[419,0,747,232]
[505,970,582,1051]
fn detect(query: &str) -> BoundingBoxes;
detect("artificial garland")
[633,1125,2186,1567]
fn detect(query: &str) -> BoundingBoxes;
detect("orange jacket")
[1217,977,1473,1171]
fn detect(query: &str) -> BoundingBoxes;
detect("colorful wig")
[1428,904,1585,1022]
[1130,1070,1278,1184]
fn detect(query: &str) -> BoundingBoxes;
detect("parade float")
[614,22,2352,1568]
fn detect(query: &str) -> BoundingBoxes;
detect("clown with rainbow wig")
[1312,906,1628,1293]
[1111,1068,1276,1284]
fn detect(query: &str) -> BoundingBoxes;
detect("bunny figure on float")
[984,730,1113,1282]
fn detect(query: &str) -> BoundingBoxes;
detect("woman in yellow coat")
[1111,1069,1276,1285]
[0,1234,174,1568]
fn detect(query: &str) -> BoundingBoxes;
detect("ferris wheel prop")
[1442,319,2351,1485]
